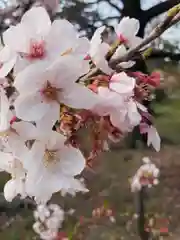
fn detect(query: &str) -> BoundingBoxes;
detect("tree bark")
[144,0,180,23]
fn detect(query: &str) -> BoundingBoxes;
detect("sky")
[95,0,180,48]
[1,0,180,48]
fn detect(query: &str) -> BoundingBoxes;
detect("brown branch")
[109,9,180,69]
[145,0,180,23]
[80,5,180,82]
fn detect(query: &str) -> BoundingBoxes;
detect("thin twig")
[109,7,180,68]
[79,5,180,82]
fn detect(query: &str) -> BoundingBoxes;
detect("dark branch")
[149,48,180,61]
[145,0,180,23]
[108,0,122,13]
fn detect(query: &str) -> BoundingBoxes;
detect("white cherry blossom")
[0,87,37,157]
[60,178,89,197]
[3,6,90,73]
[89,21,138,74]
[14,57,100,124]
[0,151,27,201]
[23,131,86,203]
[147,125,161,152]
[131,157,160,192]
[93,86,141,132]
[109,72,135,95]
[89,26,113,75]
[110,44,136,69]
[115,17,142,48]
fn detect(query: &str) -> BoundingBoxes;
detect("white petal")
[47,131,66,149]
[0,57,16,78]
[14,92,52,122]
[90,26,106,55]
[128,36,142,48]
[110,72,135,94]
[7,134,28,160]
[47,19,77,56]
[110,109,126,129]
[111,45,126,60]
[12,121,37,140]
[57,146,85,176]
[0,151,14,173]
[61,83,100,110]
[4,179,17,202]
[73,37,90,58]
[118,61,135,69]
[36,104,60,133]
[3,24,29,53]
[21,7,51,38]
[0,88,10,131]
[128,100,141,126]
[14,61,47,93]
[116,17,140,39]
[23,141,45,173]
[13,56,30,75]
[91,43,112,75]
[0,46,17,78]
[136,102,147,112]
[147,126,161,152]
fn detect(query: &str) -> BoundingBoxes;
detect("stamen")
[0,129,10,137]
[28,40,46,59]
[44,149,58,166]
[41,81,61,102]
[61,48,73,56]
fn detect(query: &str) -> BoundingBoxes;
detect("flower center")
[41,81,61,102]
[0,129,10,137]
[44,149,58,166]
[118,34,128,44]
[140,171,154,185]
[29,40,46,59]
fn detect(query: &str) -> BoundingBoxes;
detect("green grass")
[154,98,180,144]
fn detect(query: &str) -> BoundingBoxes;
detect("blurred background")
[0,0,180,239]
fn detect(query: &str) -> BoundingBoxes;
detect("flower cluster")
[33,203,64,240]
[0,6,161,205]
[131,157,160,192]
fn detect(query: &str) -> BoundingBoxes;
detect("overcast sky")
[1,0,180,48]
[95,0,180,48]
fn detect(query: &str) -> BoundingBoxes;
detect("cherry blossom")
[89,24,136,74]
[89,17,143,74]
[131,157,160,192]
[109,72,135,95]
[93,86,141,132]
[33,203,64,240]
[0,88,38,159]
[115,17,142,48]
[14,57,100,124]
[0,4,166,236]
[89,26,113,75]
[0,151,27,202]
[139,122,161,152]
[23,131,86,203]
[3,7,90,73]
